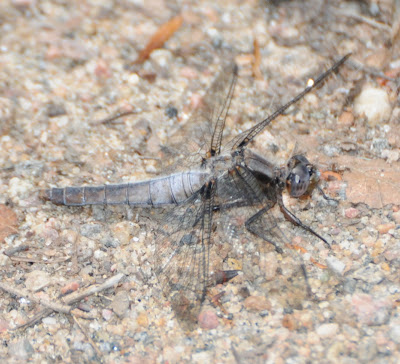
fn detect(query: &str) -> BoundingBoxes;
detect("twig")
[8,256,71,264]
[69,230,80,275]
[392,0,400,44]
[336,9,391,32]
[61,273,125,305]
[133,14,183,64]
[94,110,137,125]
[252,38,262,80]
[0,281,71,314]
[12,273,125,330]
[347,58,396,82]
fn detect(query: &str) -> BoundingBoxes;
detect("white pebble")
[316,323,339,338]
[8,177,33,201]
[354,86,392,126]
[149,49,172,68]
[326,256,346,276]
[94,249,107,260]
[389,325,400,344]
[42,317,58,326]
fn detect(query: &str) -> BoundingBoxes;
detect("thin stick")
[95,110,137,125]
[0,281,71,314]
[12,273,125,330]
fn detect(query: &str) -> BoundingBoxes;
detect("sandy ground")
[0,0,399,363]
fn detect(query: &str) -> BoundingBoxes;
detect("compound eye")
[288,164,311,197]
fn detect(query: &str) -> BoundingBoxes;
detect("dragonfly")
[42,54,350,329]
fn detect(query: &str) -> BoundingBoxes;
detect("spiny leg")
[244,202,313,298]
[245,203,283,254]
[277,194,331,249]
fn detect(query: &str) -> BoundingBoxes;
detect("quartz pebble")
[316,323,339,339]
[354,86,392,126]
[326,256,346,276]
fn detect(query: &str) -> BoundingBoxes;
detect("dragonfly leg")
[244,202,284,254]
[277,194,331,249]
[244,202,314,299]
[316,186,339,204]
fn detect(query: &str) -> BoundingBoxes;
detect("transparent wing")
[216,167,314,308]
[152,182,216,329]
[151,164,323,327]
[162,62,237,170]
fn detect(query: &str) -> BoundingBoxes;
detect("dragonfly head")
[286,155,319,197]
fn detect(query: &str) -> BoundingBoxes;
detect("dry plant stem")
[62,273,125,304]
[6,273,126,330]
[95,110,137,125]
[336,9,391,32]
[347,58,396,81]
[0,281,71,313]
[8,256,71,264]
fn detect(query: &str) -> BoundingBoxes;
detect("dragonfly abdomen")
[41,171,209,207]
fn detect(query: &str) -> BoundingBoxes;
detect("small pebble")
[282,314,297,331]
[376,223,395,234]
[243,295,271,312]
[352,264,384,285]
[42,317,58,326]
[94,59,112,78]
[198,310,219,329]
[111,222,132,245]
[358,337,378,361]
[11,0,34,9]
[190,93,203,110]
[80,223,103,238]
[149,49,173,68]
[345,207,360,219]
[93,249,107,260]
[8,338,34,359]
[106,324,126,336]
[316,323,339,338]
[393,211,400,223]
[326,256,346,276]
[351,294,391,326]
[102,309,113,321]
[383,247,400,262]
[0,319,9,333]
[389,325,400,344]
[180,66,198,79]
[354,86,392,126]
[262,251,278,280]
[165,106,178,119]
[61,281,80,295]
[46,102,67,117]
[110,291,130,317]
[25,270,51,292]
[338,111,354,126]
[326,341,345,360]
[137,312,149,327]
[381,149,400,163]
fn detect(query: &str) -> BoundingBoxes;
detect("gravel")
[0,0,399,362]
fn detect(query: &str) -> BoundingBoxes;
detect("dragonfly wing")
[162,61,237,171]
[216,167,312,308]
[152,182,217,328]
